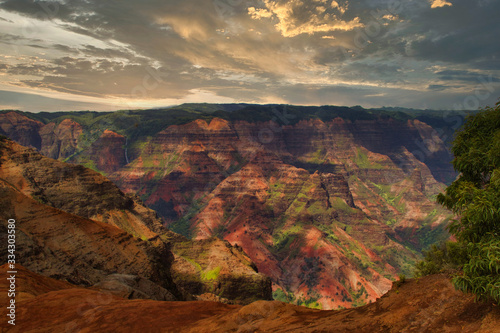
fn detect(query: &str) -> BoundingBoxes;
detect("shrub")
[414,241,468,277]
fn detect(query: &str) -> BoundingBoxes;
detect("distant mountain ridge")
[0,103,472,148]
[0,104,462,309]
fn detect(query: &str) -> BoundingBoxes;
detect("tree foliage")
[437,101,500,303]
[414,241,468,277]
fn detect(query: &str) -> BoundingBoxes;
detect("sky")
[0,0,499,111]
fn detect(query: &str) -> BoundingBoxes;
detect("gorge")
[0,104,465,310]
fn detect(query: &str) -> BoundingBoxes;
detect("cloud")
[430,0,453,9]
[428,84,454,91]
[0,89,117,111]
[0,0,498,111]
[248,7,274,19]
[436,70,500,83]
[248,0,363,37]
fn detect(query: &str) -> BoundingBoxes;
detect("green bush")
[414,241,468,277]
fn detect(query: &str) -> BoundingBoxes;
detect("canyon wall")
[0,105,457,309]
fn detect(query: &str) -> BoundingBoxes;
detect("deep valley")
[0,104,463,310]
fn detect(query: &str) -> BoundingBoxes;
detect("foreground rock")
[1,265,498,332]
[169,237,272,304]
[0,182,180,297]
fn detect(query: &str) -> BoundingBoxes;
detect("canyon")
[0,104,462,309]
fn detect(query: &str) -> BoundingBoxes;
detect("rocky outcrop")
[75,129,127,174]
[107,116,454,309]
[0,182,179,296]
[186,274,500,332]
[169,237,272,304]
[192,160,399,309]
[39,119,83,160]
[0,139,165,240]
[111,118,241,223]
[93,274,177,301]
[0,111,43,149]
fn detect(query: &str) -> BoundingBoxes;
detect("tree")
[437,101,500,303]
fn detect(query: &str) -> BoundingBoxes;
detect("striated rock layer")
[0,182,179,295]
[0,138,271,305]
[109,117,453,309]
[39,118,83,160]
[0,108,457,309]
[0,112,43,149]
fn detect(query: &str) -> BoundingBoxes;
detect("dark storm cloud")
[311,0,500,72]
[380,0,500,68]
[436,70,500,83]
[336,61,404,84]
[428,84,448,91]
[27,44,47,49]
[0,0,72,20]
[427,84,463,91]
[52,44,78,53]
[0,33,43,44]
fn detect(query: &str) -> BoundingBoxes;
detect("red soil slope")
[1,265,498,332]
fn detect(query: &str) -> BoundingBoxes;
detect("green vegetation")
[169,200,205,238]
[349,284,368,307]
[355,148,384,169]
[414,241,468,277]
[378,242,419,277]
[371,182,405,213]
[306,201,327,216]
[213,224,228,238]
[272,288,296,303]
[415,221,451,252]
[331,197,357,214]
[169,218,192,238]
[81,159,101,174]
[184,257,203,272]
[272,224,302,255]
[434,101,500,303]
[316,224,339,243]
[309,148,327,164]
[394,274,406,289]
[201,266,222,281]
[295,292,323,309]
[302,299,322,309]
